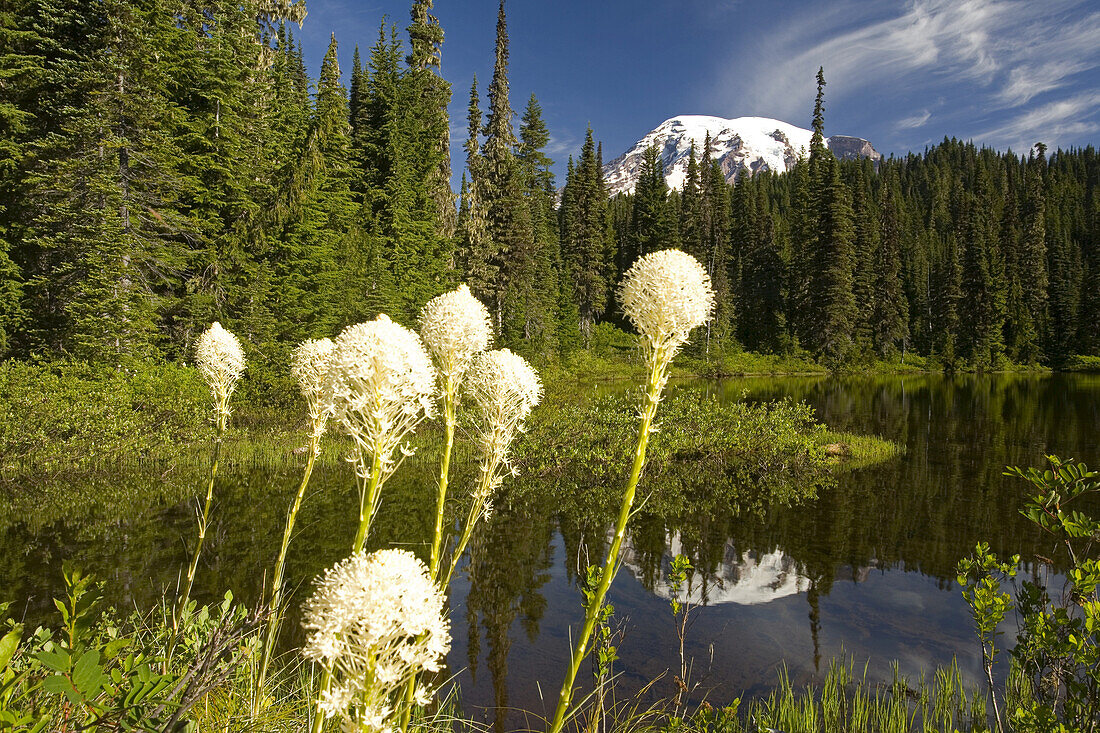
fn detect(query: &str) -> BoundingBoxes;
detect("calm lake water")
[3,373,1099,730]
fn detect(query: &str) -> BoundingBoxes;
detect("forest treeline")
[1,0,1098,385]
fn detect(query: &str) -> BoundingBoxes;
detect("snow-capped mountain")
[603,115,881,196]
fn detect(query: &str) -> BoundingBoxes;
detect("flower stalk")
[176,322,244,631]
[548,250,713,733]
[417,284,493,579]
[257,337,335,707]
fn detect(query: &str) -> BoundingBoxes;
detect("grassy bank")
[1,355,909,473]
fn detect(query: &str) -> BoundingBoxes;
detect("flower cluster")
[302,549,450,732]
[292,337,335,444]
[418,284,492,388]
[465,349,542,507]
[618,249,715,362]
[194,322,245,414]
[323,315,436,479]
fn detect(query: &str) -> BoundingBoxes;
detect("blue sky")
[296,0,1100,185]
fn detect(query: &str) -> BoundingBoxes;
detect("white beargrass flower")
[195,322,245,414]
[292,337,335,444]
[618,249,715,365]
[418,284,492,387]
[324,315,436,483]
[302,549,451,733]
[465,349,542,504]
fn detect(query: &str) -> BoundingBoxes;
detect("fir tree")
[560,127,612,342]
[1019,145,1049,362]
[625,144,672,269]
[871,173,909,358]
[479,0,532,334]
[457,74,495,304]
[1081,188,1100,355]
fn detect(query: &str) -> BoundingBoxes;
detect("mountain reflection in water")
[624,534,812,606]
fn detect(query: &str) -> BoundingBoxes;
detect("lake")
[2,373,1098,730]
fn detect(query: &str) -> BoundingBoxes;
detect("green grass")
[584,657,992,733]
[816,430,904,471]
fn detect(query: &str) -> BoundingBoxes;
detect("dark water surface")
[3,374,1099,729]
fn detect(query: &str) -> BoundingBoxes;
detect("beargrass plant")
[549,250,716,733]
[256,337,336,710]
[418,285,494,581]
[323,315,436,554]
[177,322,245,632]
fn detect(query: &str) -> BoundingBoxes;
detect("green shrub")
[1062,354,1100,373]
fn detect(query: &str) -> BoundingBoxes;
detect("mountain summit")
[602,115,880,196]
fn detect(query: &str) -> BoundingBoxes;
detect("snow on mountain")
[602,115,881,196]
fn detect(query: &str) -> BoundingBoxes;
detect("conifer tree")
[560,127,612,342]
[935,234,963,369]
[265,33,350,342]
[1081,189,1100,355]
[701,142,732,347]
[457,75,495,303]
[1046,227,1080,365]
[958,167,1006,369]
[478,1,532,334]
[871,173,909,358]
[808,156,857,363]
[739,182,787,352]
[678,142,703,262]
[625,144,672,268]
[850,161,877,352]
[1018,145,1049,362]
[405,0,456,242]
[507,93,563,356]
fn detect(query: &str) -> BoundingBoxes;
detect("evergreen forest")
[2,0,1099,384]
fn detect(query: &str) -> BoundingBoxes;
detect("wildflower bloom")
[302,549,451,732]
[418,284,492,386]
[194,322,245,413]
[324,315,436,481]
[618,249,715,373]
[292,337,335,445]
[465,348,542,507]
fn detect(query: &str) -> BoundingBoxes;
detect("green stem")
[430,381,457,579]
[547,350,665,733]
[310,664,333,733]
[176,408,227,630]
[256,433,319,707]
[443,454,500,589]
[398,380,458,732]
[352,451,384,553]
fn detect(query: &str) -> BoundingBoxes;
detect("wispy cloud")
[547,132,578,158]
[976,91,1100,152]
[709,0,1100,149]
[897,110,932,130]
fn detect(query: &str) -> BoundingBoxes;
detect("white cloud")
[975,91,1100,151]
[708,0,1100,148]
[546,133,578,157]
[897,110,932,129]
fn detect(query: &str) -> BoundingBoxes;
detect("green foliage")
[0,562,263,732]
[0,359,208,469]
[958,456,1100,732]
[1062,355,1100,373]
[514,390,837,518]
[582,565,618,684]
[603,657,988,733]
